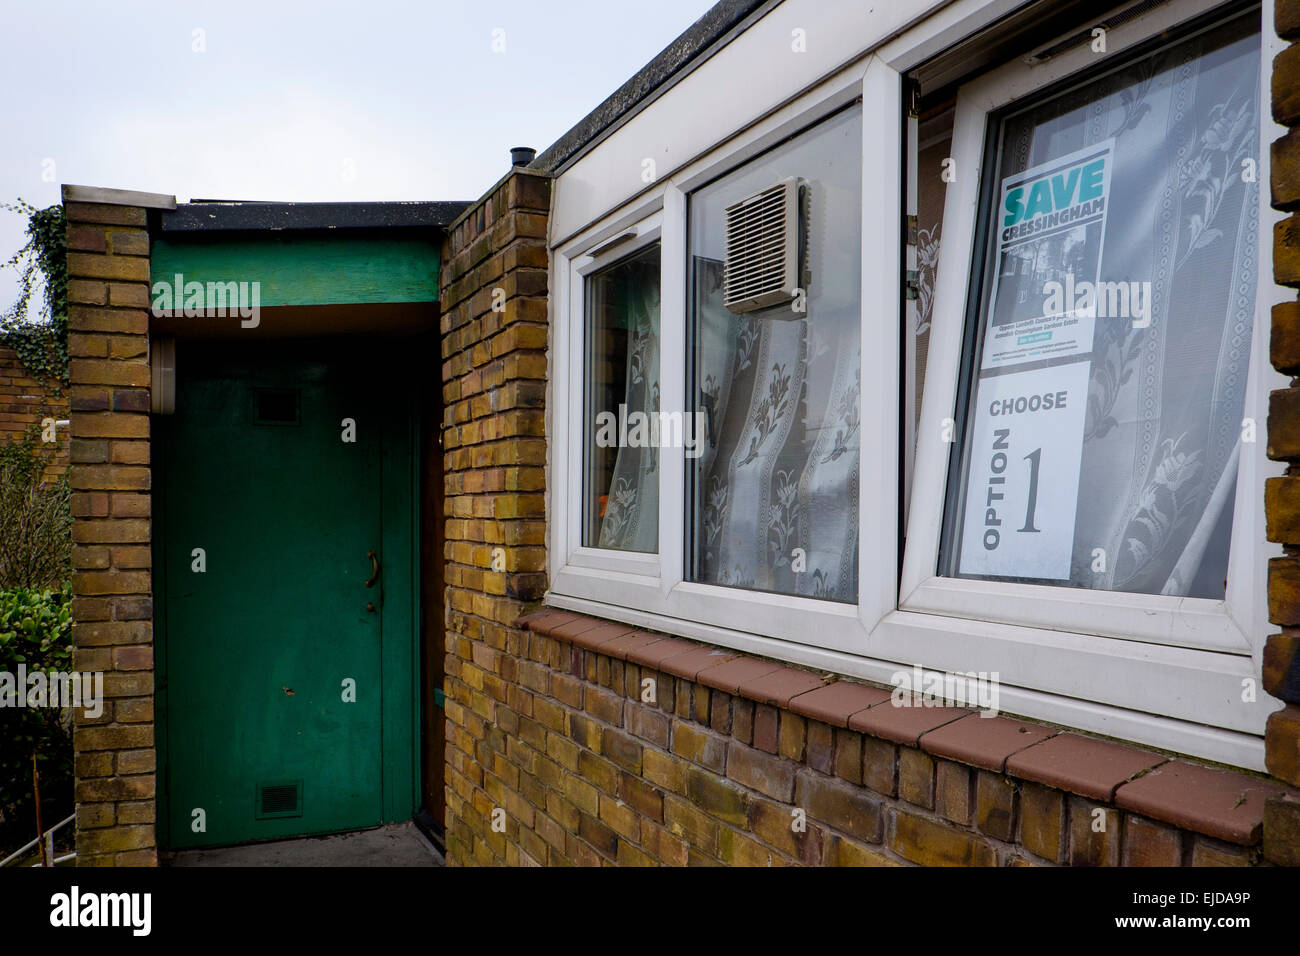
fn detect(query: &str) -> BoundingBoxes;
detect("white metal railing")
[0,813,75,867]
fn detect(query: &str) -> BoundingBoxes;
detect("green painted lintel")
[151,234,440,308]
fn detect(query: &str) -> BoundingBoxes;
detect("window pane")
[940,11,1259,599]
[687,107,863,601]
[583,243,661,552]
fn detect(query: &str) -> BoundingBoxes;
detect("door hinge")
[906,78,921,119]
[906,214,918,246]
[433,688,446,708]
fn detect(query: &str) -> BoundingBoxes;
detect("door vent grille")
[723,176,806,315]
[256,781,303,819]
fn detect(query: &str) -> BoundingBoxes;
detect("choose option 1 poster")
[957,361,1091,580]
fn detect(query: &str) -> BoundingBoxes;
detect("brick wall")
[446,609,1282,866]
[0,346,69,476]
[63,196,158,867]
[1265,0,1300,866]
[438,168,552,864]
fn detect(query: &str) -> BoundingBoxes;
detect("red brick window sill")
[518,608,1287,847]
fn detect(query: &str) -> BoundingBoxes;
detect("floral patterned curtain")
[597,271,660,552]
[693,259,861,599]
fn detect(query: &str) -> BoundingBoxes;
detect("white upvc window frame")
[547,0,1285,770]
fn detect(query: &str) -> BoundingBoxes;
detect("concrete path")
[164,822,444,867]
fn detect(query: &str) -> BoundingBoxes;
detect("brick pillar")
[61,185,173,866]
[438,169,551,865]
[1266,2,1300,865]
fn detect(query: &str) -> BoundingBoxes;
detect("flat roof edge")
[158,200,474,233]
[62,184,177,210]
[530,0,776,175]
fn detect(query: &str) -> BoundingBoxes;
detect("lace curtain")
[594,254,661,553]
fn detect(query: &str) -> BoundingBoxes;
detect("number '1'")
[1018,448,1042,533]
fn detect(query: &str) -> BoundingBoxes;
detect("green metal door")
[157,338,417,849]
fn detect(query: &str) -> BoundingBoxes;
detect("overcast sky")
[0,0,717,311]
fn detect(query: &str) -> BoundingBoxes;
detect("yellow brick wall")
[438,169,552,863]
[64,199,157,867]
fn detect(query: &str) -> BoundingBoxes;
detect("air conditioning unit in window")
[723,176,808,315]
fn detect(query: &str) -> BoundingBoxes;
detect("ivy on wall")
[1,200,68,389]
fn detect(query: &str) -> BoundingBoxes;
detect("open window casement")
[888,0,1284,768]
[559,212,666,586]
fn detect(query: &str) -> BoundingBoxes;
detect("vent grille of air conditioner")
[723,177,805,314]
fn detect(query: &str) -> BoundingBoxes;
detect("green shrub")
[0,426,73,853]
[0,200,73,856]
[0,583,72,667]
[0,582,73,852]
